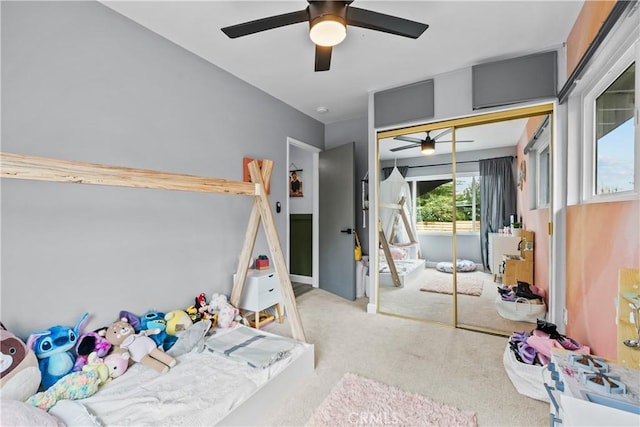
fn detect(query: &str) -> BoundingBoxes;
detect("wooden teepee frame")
[379,196,421,288]
[0,152,306,342]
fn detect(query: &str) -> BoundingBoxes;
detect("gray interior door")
[319,142,356,300]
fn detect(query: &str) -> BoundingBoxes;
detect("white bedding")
[81,325,309,426]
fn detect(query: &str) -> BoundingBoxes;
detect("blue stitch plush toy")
[139,310,169,349]
[27,312,89,391]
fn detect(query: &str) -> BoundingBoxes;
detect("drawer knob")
[268,288,274,292]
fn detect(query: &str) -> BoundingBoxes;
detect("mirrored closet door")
[377,128,454,325]
[376,104,553,336]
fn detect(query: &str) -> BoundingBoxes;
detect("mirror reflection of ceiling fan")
[390,129,474,155]
[221,1,429,72]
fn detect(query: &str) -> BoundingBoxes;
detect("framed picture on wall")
[289,169,303,197]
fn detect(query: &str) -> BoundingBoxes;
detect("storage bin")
[495,296,546,323]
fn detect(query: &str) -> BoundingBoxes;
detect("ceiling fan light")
[421,140,435,155]
[309,16,346,47]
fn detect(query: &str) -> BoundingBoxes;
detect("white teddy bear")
[207,293,230,314]
[205,293,244,328]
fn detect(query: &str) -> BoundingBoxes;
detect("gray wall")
[1,1,324,338]
[325,116,369,254]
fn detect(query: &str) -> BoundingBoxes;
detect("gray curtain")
[479,156,516,270]
[382,166,408,179]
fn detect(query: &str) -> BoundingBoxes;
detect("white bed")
[379,258,426,287]
[80,325,314,426]
[379,242,425,288]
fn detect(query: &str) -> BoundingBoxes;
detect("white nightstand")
[235,269,284,327]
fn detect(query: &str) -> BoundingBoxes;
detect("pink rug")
[307,373,477,427]
[420,274,484,296]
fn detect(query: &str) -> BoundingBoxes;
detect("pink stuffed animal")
[103,352,129,379]
[217,304,240,328]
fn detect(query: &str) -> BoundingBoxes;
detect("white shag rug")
[307,373,477,427]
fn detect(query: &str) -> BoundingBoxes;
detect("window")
[538,143,550,208]
[412,174,480,233]
[582,39,637,201]
[527,119,551,209]
[595,63,635,195]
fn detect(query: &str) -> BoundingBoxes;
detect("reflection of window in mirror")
[407,175,480,234]
[527,118,551,209]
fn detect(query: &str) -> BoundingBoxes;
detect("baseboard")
[290,274,312,285]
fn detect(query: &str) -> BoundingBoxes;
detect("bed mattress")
[80,325,311,426]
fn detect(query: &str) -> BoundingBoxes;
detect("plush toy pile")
[0,292,244,415]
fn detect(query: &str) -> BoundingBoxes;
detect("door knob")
[340,228,353,234]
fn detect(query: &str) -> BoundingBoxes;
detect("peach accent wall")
[566,201,640,359]
[516,115,550,303]
[565,1,616,76]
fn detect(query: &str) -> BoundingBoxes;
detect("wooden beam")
[1,152,257,195]
[379,220,402,287]
[230,160,273,308]
[397,197,421,258]
[248,160,307,342]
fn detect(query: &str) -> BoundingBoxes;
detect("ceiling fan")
[390,130,474,155]
[221,1,429,72]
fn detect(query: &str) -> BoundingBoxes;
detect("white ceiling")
[101,0,583,127]
[379,117,532,160]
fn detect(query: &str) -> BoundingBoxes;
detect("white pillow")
[49,400,102,426]
[0,400,63,426]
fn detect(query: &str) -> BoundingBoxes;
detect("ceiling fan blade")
[390,144,420,152]
[315,45,332,72]
[394,135,423,144]
[346,6,428,38]
[433,128,452,140]
[221,9,308,38]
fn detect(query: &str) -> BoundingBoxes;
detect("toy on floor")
[103,318,176,374]
[27,312,89,390]
[28,352,109,411]
[1,328,41,402]
[73,329,112,371]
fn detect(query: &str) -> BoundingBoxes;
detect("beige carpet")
[262,289,549,426]
[307,372,477,426]
[420,271,484,296]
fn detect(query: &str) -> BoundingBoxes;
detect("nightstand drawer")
[236,269,283,312]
